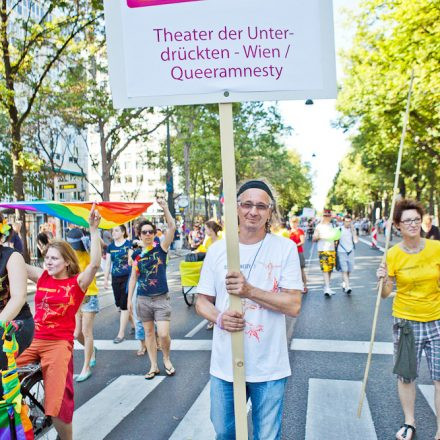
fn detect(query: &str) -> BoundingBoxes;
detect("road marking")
[74,339,212,351]
[48,375,165,439]
[306,379,377,439]
[418,384,435,413]
[169,382,215,439]
[358,237,385,252]
[185,319,209,337]
[306,241,316,275]
[291,338,393,355]
[169,381,252,440]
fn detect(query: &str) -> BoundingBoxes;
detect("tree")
[53,20,167,201]
[335,0,440,216]
[160,102,312,221]
[0,0,102,259]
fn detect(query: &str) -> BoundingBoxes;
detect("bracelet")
[216,312,224,330]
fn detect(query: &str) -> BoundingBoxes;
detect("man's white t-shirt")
[315,223,336,252]
[197,233,303,383]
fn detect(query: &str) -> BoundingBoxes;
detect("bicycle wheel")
[183,287,195,307]
[20,368,53,439]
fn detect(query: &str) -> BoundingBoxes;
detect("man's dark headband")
[237,180,274,202]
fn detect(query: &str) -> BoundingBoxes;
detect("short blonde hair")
[44,239,81,277]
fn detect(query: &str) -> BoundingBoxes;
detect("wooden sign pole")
[357,70,415,417]
[219,102,248,439]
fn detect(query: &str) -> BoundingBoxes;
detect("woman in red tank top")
[18,206,102,440]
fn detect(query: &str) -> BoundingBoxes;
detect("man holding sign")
[196,179,303,439]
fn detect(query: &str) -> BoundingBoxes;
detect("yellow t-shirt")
[387,240,440,322]
[75,250,99,296]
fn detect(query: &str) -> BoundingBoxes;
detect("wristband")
[216,312,224,330]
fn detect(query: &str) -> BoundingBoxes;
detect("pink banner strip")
[127,0,202,8]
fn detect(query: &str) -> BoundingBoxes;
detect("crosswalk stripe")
[305,379,377,439]
[169,381,252,440]
[185,319,209,337]
[169,382,215,439]
[418,384,435,413]
[291,338,393,355]
[73,339,212,351]
[74,375,164,439]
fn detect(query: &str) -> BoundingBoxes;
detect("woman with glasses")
[127,197,176,379]
[377,199,440,440]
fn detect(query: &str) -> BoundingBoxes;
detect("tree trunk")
[184,141,191,197]
[202,172,209,220]
[11,128,30,262]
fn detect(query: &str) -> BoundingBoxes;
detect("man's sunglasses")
[140,229,155,235]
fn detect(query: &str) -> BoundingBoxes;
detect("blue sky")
[279,0,360,211]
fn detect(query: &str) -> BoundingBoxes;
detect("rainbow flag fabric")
[0,201,152,230]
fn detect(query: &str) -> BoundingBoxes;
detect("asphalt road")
[38,236,438,440]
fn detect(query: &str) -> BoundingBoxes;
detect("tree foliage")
[160,102,312,219]
[333,0,440,215]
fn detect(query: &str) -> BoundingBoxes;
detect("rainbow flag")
[0,201,152,230]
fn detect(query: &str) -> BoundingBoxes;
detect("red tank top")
[289,229,305,253]
[34,270,85,341]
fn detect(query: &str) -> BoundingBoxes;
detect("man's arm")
[225,272,302,317]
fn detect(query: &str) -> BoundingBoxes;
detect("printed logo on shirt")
[127,0,203,8]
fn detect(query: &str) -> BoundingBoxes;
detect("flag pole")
[357,69,415,417]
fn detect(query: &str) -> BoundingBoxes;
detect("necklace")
[245,235,266,280]
[241,235,266,306]
[400,240,425,254]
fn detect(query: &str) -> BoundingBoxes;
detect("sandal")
[165,366,176,376]
[136,347,147,356]
[144,369,160,380]
[396,424,416,439]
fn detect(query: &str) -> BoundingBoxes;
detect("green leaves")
[332,0,439,213]
[167,103,312,216]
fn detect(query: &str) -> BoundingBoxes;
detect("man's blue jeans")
[210,375,287,440]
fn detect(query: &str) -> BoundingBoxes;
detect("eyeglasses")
[238,201,272,212]
[140,229,155,235]
[400,218,422,226]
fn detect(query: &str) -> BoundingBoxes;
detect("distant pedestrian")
[67,226,100,382]
[104,225,133,343]
[337,215,358,294]
[421,214,440,240]
[289,216,307,293]
[377,199,440,440]
[313,209,337,296]
[188,223,204,251]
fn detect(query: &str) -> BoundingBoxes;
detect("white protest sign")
[104,0,337,107]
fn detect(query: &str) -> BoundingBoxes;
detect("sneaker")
[345,288,352,295]
[341,282,346,293]
[324,289,332,297]
[328,288,336,295]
